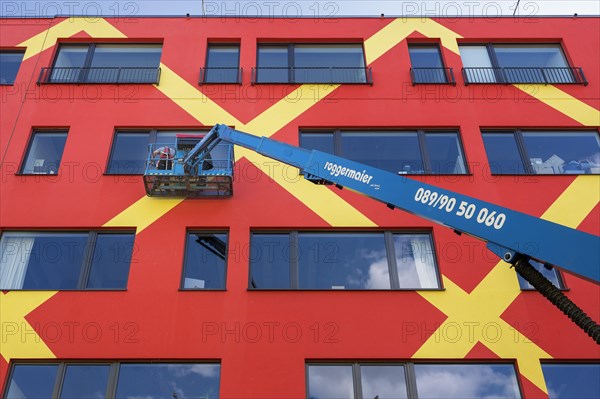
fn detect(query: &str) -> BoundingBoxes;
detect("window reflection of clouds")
[308,365,354,399]
[542,364,600,399]
[361,365,408,399]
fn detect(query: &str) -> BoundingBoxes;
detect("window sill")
[1,288,128,292]
[178,288,227,292]
[246,288,445,292]
[251,81,373,86]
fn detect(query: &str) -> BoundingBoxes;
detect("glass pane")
[482,133,527,174]
[425,133,467,174]
[494,44,572,83]
[542,364,600,399]
[0,52,25,84]
[394,234,440,289]
[307,365,354,399]
[518,260,563,290]
[361,365,408,399]
[414,364,521,399]
[182,233,227,289]
[108,132,150,174]
[60,364,110,399]
[300,132,335,155]
[21,132,67,174]
[459,45,496,83]
[298,233,390,290]
[88,44,162,83]
[51,46,88,83]
[1,232,87,290]
[523,132,600,175]
[6,364,58,399]
[205,45,240,83]
[257,46,288,82]
[115,363,220,399]
[294,44,366,83]
[409,46,446,83]
[86,234,134,289]
[249,234,291,289]
[340,132,424,174]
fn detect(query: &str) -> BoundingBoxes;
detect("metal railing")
[251,67,373,84]
[199,67,243,84]
[38,67,161,84]
[410,67,455,85]
[462,67,587,85]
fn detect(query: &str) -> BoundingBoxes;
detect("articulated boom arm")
[196,124,599,283]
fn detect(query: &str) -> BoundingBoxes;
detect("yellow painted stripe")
[541,176,600,225]
[514,84,600,126]
[103,196,184,234]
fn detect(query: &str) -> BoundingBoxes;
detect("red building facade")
[1,15,599,399]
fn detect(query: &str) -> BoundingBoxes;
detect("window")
[408,44,454,84]
[0,231,134,290]
[306,363,521,399]
[459,44,586,84]
[482,131,600,175]
[300,130,468,174]
[542,363,600,399]
[182,232,228,289]
[20,131,67,174]
[254,43,370,84]
[40,43,162,84]
[249,231,440,290]
[4,362,221,399]
[0,50,25,84]
[518,260,565,290]
[201,44,241,84]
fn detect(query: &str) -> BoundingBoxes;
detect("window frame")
[518,261,566,291]
[248,230,442,291]
[254,42,372,84]
[0,230,134,291]
[0,49,26,85]
[180,230,229,291]
[300,129,470,175]
[18,130,68,175]
[201,43,242,84]
[408,44,455,85]
[482,129,600,175]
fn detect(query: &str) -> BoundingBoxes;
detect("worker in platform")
[152,146,176,170]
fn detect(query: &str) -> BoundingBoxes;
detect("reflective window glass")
[182,233,227,289]
[482,133,527,174]
[394,234,439,289]
[205,45,240,83]
[5,364,58,399]
[361,365,408,399]
[86,234,134,289]
[249,234,291,289]
[523,132,600,175]
[0,51,25,84]
[21,132,68,174]
[60,365,110,399]
[307,365,354,399]
[542,364,600,399]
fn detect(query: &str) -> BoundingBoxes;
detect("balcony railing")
[38,67,161,84]
[251,67,373,85]
[410,67,456,85]
[199,67,243,84]
[462,67,587,85]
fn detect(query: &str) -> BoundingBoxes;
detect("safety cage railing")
[37,67,161,84]
[410,67,456,85]
[199,67,243,84]
[461,66,587,85]
[251,67,373,84]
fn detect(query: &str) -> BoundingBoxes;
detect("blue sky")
[2,1,599,18]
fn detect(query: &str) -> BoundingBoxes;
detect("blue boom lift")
[144,124,600,343]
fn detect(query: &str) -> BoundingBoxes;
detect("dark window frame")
[18,129,68,175]
[180,230,229,291]
[300,129,470,175]
[39,42,162,85]
[248,230,442,291]
[0,230,134,291]
[482,129,600,175]
[253,42,372,84]
[0,49,26,85]
[200,43,242,84]
[3,361,221,399]
[408,44,455,85]
[518,261,566,291]
[306,361,523,399]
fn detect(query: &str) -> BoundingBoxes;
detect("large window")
[542,363,600,399]
[0,231,134,290]
[0,50,25,85]
[4,362,221,399]
[40,43,162,84]
[249,231,440,290]
[20,131,67,174]
[201,44,241,84]
[408,44,454,84]
[301,130,468,174]
[482,130,600,175]
[255,43,370,84]
[307,363,522,399]
[459,43,586,84]
[182,232,228,289]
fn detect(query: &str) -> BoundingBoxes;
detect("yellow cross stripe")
[236,148,377,227]
[416,174,599,393]
[0,291,57,362]
[19,18,125,60]
[103,196,184,233]
[514,84,600,126]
